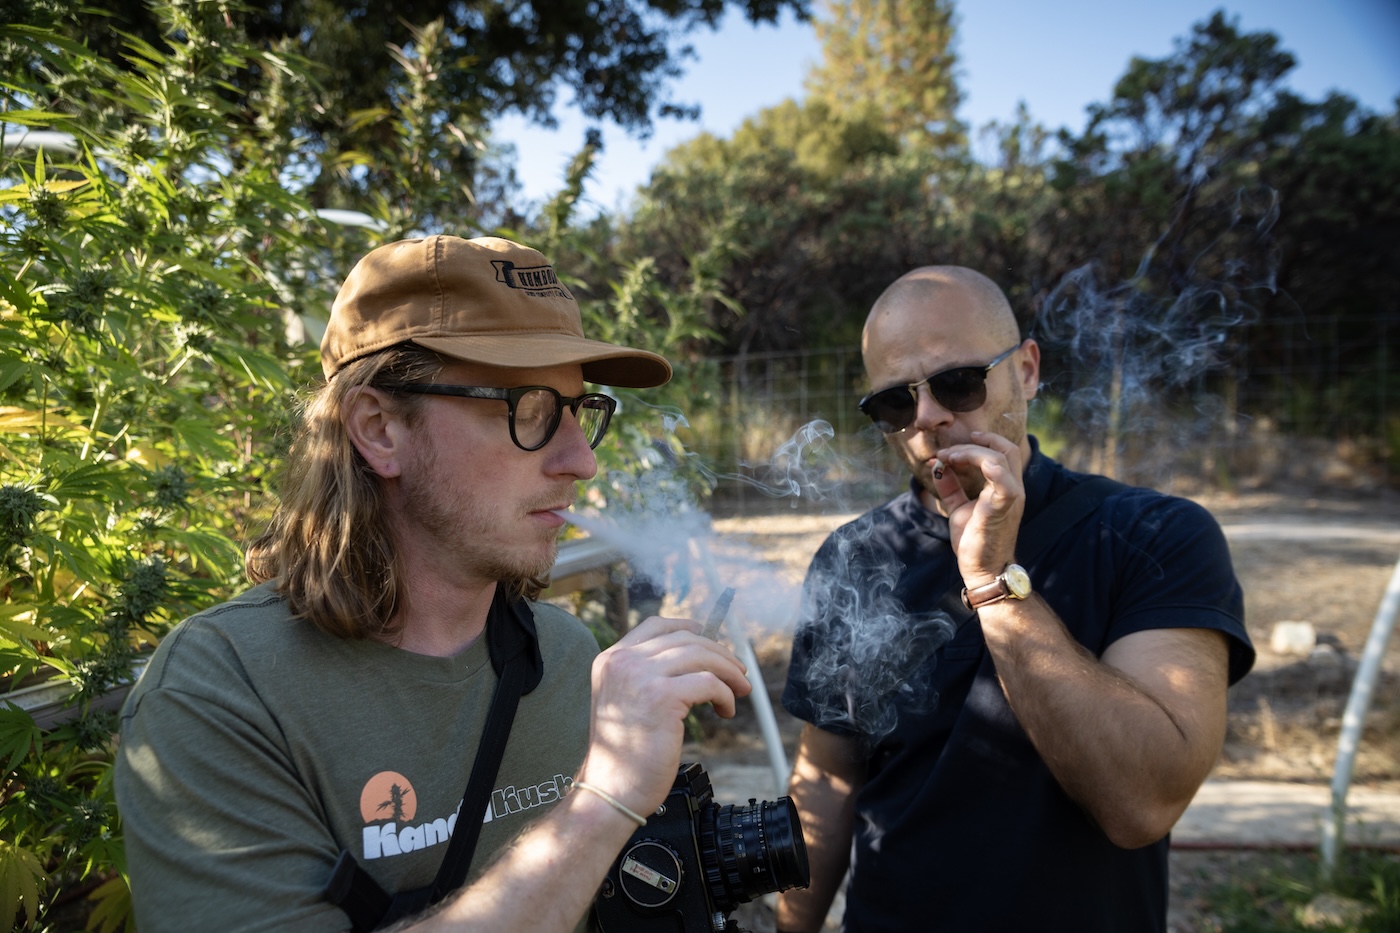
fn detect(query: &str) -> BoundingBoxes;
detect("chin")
[524,537,560,579]
[482,537,557,585]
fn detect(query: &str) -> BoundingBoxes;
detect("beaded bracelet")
[573,781,648,827]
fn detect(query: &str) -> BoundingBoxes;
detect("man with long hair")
[116,235,751,931]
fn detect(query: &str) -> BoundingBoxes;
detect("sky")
[493,0,1400,216]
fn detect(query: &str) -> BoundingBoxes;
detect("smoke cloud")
[1031,183,1281,483]
[790,514,957,741]
[564,416,955,743]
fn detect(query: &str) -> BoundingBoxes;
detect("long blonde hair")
[245,344,542,640]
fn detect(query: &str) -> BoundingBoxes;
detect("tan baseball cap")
[320,235,672,387]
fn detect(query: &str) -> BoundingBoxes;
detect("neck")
[382,577,497,658]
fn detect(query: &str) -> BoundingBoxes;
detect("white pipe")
[1322,551,1400,876]
[2,129,81,153]
[314,208,389,231]
[692,539,792,793]
[735,633,791,792]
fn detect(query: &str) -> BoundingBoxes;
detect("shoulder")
[1085,484,1254,680]
[1097,483,1227,544]
[122,582,321,713]
[530,600,601,659]
[1037,448,1225,543]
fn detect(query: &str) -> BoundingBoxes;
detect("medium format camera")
[593,762,810,933]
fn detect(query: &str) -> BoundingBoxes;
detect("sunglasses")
[858,344,1022,434]
[390,384,616,452]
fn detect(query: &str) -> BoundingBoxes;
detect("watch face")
[1004,564,1032,598]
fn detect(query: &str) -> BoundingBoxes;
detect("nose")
[543,409,599,480]
[908,383,956,433]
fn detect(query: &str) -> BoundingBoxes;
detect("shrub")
[0,6,332,927]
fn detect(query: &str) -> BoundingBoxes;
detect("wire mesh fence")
[678,334,1397,518]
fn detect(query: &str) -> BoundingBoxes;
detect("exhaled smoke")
[564,423,816,638]
[570,438,713,611]
[792,512,956,742]
[705,420,842,502]
[570,418,955,743]
[1032,183,1280,482]
[565,500,803,639]
[568,417,851,631]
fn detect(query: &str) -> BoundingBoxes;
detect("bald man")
[775,268,1254,933]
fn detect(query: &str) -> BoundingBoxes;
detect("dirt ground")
[677,488,1400,932]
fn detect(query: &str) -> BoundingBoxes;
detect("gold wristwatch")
[961,563,1033,611]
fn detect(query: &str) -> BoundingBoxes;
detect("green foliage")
[1196,850,1400,932]
[0,6,333,926]
[1,5,744,925]
[61,0,810,223]
[328,17,491,236]
[806,0,962,149]
[0,837,46,933]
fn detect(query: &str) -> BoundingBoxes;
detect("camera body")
[593,762,809,933]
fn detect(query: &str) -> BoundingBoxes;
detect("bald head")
[858,266,1038,499]
[863,266,1020,361]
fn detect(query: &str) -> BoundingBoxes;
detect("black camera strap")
[323,588,544,931]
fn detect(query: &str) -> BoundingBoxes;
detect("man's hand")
[408,619,750,933]
[577,616,751,821]
[932,430,1026,583]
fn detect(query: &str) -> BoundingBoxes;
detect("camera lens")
[700,796,810,912]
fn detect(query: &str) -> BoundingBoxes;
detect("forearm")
[979,597,1227,847]
[401,787,636,932]
[775,731,862,932]
[404,618,753,932]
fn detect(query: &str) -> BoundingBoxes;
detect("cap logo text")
[491,260,572,299]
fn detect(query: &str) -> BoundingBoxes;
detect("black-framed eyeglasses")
[390,384,616,452]
[858,344,1022,434]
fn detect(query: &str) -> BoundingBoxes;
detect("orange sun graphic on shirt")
[360,771,417,824]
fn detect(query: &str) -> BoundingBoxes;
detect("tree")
[619,94,1070,360]
[1247,92,1400,445]
[805,0,963,150]
[624,98,948,356]
[615,0,987,361]
[1036,11,1298,477]
[1048,10,1296,286]
[962,104,1059,314]
[62,0,811,137]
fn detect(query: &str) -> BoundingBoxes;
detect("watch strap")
[961,564,1030,611]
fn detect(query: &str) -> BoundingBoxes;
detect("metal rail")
[1322,551,1400,877]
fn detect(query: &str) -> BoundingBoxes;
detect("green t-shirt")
[116,581,596,932]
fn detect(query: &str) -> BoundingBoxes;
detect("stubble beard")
[400,448,561,585]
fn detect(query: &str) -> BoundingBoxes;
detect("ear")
[1017,338,1041,402]
[344,386,409,479]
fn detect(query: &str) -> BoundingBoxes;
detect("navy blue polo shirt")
[783,438,1254,933]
